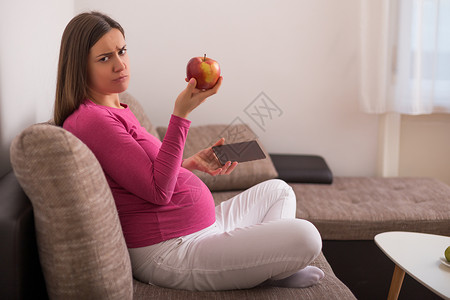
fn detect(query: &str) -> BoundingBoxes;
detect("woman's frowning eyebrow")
[95,45,127,58]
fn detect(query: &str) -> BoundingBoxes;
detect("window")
[360,0,450,114]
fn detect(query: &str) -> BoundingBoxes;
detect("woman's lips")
[113,75,128,83]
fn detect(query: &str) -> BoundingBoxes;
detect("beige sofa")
[4,92,450,299]
[5,93,356,299]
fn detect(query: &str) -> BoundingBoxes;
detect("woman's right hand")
[173,76,223,119]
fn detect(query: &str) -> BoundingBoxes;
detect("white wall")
[0,0,380,178]
[74,0,380,177]
[2,0,447,183]
[0,0,74,177]
[399,114,450,185]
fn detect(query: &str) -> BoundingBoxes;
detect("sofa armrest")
[269,154,333,184]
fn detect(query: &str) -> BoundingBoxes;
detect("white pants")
[128,179,322,291]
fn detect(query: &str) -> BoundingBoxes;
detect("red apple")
[186,54,221,90]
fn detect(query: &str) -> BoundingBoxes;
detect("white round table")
[375,231,450,300]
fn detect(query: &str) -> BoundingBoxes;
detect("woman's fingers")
[193,77,223,99]
[185,76,223,114]
[223,161,238,175]
[204,76,223,96]
[217,161,238,175]
[209,160,238,176]
[218,161,231,175]
[211,137,225,147]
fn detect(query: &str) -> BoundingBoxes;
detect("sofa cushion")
[10,124,133,300]
[157,123,278,191]
[132,252,356,299]
[119,92,160,140]
[293,177,450,240]
[270,154,333,184]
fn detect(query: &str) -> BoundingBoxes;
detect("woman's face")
[87,28,130,96]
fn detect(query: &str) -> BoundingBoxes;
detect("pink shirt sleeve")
[67,109,191,206]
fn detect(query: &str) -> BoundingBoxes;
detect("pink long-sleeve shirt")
[63,99,216,248]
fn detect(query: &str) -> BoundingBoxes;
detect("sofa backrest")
[10,123,133,300]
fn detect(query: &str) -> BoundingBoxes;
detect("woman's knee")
[289,219,322,260]
[260,179,296,220]
[265,179,295,202]
[265,178,291,190]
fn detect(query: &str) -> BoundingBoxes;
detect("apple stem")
[203,54,206,61]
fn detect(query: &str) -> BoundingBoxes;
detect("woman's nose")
[113,56,126,72]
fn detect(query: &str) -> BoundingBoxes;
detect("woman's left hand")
[182,138,238,176]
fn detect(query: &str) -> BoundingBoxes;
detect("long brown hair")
[53,12,125,126]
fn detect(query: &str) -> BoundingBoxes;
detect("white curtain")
[360,0,450,115]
